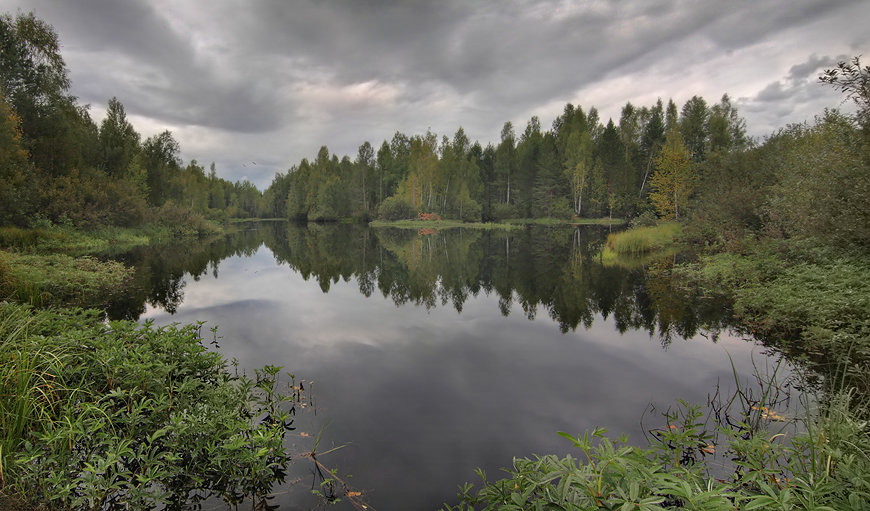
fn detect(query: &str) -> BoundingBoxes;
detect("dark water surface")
[110,221,785,510]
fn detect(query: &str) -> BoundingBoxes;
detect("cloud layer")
[1,0,866,187]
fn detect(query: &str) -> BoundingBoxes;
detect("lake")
[107,221,788,510]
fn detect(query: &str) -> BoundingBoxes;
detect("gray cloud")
[1,0,866,187]
[738,52,857,136]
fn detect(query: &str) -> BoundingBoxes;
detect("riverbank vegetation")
[447,382,870,510]
[0,252,132,308]
[603,222,681,257]
[0,303,302,510]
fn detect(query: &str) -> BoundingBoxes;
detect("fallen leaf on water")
[764,411,786,421]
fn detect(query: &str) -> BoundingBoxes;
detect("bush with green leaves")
[377,195,416,221]
[446,379,870,511]
[0,302,302,510]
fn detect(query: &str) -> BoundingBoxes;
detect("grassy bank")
[0,252,133,308]
[604,222,681,256]
[370,217,623,230]
[598,222,682,268]
[0,222,222,256]
[504,217,626,226]
[0,303,303,509]
[369,219,523,230]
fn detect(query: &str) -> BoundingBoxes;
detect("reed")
[604,222,681,256]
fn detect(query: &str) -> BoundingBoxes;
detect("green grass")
[603,222,682,256]
[0,251,133,308]
[504,217,626,226]
[369,219,522,230]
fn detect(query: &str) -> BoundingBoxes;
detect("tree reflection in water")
[107,221,733,347]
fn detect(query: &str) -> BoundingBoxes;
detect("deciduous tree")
[650,127,694,220]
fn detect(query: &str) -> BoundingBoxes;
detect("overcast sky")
[2,0,867,189]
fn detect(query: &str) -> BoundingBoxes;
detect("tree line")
[0,12,266,230]
[262,92,747,224]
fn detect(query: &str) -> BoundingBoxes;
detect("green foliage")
[820,55,870,131]
[763,112,870,248]
[377,195,416,220]
[447,372,870,511]
[676,238,870,385]
[0,303,302,509]
[490,202,518,221]
[0,96,36,226]
[650,128,695,220]
[151,200,221,237]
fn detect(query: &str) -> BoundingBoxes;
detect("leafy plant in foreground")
[446,361,870,510]
[0,302,304,510]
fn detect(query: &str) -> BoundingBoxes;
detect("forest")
[265,92,746,224]
[1,12,264,233]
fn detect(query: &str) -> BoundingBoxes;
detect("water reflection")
[110,221,732,346]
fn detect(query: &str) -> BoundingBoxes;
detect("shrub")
[457,199,482,222]
[490,202,518,222]
[378,196,415,221]
[152,201,220,237]
[0,303,304,510]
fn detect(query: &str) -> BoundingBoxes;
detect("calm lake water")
[108,221,787,510]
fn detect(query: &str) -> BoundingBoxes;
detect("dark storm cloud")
[17,0,288,133]
[0,0,865,187]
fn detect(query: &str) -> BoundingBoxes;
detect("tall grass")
[1,252,133,308]
[0,306,73,488]
[604,222,682,256]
